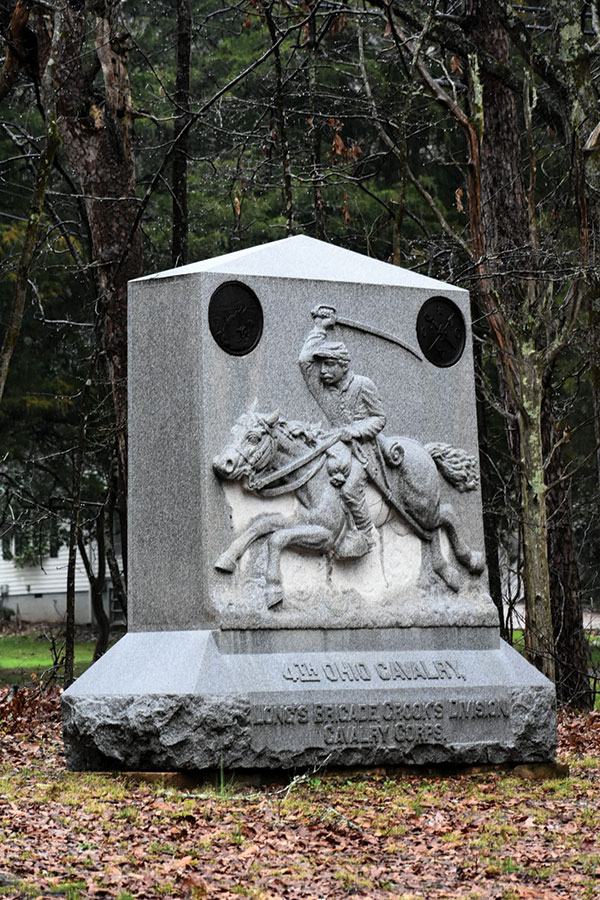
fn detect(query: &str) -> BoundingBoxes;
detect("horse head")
[213,410,280,484]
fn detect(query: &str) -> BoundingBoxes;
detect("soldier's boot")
[340,486,376,551]
[334,521,371,559]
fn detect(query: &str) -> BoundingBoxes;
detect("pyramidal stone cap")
[132,234,465,292]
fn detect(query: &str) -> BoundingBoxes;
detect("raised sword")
[335,314,423,361]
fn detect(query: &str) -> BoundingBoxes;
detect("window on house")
[5,519,62,565]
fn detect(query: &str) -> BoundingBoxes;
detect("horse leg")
[264,523,333,608]
[214,513,285,573]
[439,503,485,574]
[430,528,461,592]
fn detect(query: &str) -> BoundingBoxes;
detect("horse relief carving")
[212,305,485,610]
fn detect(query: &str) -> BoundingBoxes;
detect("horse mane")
[234,410,324,449]
[275,415,324,448]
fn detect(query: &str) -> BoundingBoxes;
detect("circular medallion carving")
[208,281,263,356]
[416,296,466,368]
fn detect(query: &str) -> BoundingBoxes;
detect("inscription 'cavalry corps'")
[323,721,444,747]
[250,702,449,748]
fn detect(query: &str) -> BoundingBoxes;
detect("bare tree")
[172,0,192,266]
[33,0,143,489]
[359,0,595,698]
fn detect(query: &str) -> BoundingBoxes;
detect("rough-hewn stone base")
[61,628,557,771]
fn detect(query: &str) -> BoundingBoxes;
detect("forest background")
[0,0,599,705]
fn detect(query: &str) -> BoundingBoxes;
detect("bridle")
[240,426,277,484]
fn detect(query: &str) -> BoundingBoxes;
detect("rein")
[248,431,339,492]
[254,454,327,497]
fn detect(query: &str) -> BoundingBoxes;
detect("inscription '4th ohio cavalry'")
[282,658,466,683]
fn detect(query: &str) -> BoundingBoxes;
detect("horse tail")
[425,442,479,492]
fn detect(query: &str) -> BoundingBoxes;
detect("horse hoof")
[265,586,284,608]
[215,554,236,573]
[438,565,460,592]
[469,551,485,574]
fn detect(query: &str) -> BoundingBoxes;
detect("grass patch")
[0,634,96,668]
[0,879,38,898]
[0,634,97,684]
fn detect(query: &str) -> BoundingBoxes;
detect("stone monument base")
[61,628,557,771]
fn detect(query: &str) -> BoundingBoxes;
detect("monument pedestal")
[62,627,556,771]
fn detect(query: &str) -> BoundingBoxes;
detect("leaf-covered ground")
[1,685,599,900]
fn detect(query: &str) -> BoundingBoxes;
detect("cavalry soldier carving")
[213,305,485,608]
[299,304,386,557]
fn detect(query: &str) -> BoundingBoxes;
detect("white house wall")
[2,590,91,625]
[0,544,92,624]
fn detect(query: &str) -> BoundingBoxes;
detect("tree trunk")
[464,2,575,683]
[474,351,506,636]
[307,15,325,240]
[78,510,109,662]
[172,0,192,267]
[518,354,555,681]
[65,406,88,688]
[264,2,294,234]
[542,391,592,706]
[104,458,128,619]
[64,506,78,688]
[594,372,600,495]
[0,0,34,101]
[36,0,142,489]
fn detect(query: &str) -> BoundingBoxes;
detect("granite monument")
[62,236,557,770]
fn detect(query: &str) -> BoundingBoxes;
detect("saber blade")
[336,315,422,361]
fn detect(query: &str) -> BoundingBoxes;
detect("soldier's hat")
[312,341,350,362]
